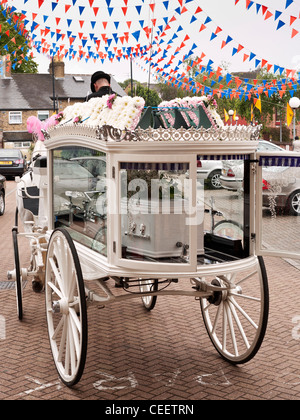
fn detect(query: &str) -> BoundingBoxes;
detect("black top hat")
[90,71,111,92]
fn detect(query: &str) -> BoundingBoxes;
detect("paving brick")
[1,180,300,400]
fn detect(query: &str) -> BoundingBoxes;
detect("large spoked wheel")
[12,228,23,321]
[200,256,269,364]
[45,228,88,387]
[139,279,158,311]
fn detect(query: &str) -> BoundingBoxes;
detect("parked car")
[0,148,27,178]
[262,166,300,216]
[0,174,6,216]
[220,140,285,191]
[197,159,222,189]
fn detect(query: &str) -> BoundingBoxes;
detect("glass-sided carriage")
[9,109,300,387]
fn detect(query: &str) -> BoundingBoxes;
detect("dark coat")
[86,86,115,101]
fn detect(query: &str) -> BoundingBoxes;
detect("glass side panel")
[120,162,194,264]
[201,157,246,263]
[259,164,300,254]
[52,146,107,257]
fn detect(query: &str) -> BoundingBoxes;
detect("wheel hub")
[208,278,228,306]
[52,298,69,315]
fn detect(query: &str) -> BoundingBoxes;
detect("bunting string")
[1,0,300,100]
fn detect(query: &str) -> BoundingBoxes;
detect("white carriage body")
[41,123,261,281]
[12,100,300,386]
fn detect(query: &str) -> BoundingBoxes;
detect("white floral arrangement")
[58,95,145,131]
[158,95,224,129]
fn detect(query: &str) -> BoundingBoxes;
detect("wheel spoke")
[48,280,63,300]
[200,257,269,364]
[52,316,64,341]
[57,316,68,363]
[48,257,64,297]
[228,299,250,349]
[212,303,222,335]
[225,302,238,357]
[228,296,258,330]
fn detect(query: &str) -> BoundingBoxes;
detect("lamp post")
[289,97,300,144]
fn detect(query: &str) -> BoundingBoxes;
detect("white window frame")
[37,110,49,122]
[110,152,198,273]
[13,141,31,148]
[9,111,22,124]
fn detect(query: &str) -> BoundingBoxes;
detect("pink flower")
[55,112,64,123]
[73,115,82,124]
[107,93,116,109]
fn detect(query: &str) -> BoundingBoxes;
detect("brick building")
[0,59,125,153]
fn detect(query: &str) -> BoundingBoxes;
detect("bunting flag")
[224,108,229,122]
[254,96,262,112]
[287,102,294,127]
[1,0,300,101]
[233,0,299,39]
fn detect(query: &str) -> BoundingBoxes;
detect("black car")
[0,174,6,216]
[0,148,26,178]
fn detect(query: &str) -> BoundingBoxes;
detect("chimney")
[49,56,65,78]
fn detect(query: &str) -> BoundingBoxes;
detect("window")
[53,146,107,257]
[9,111,22,124]
[14,142,31,148]
[38,111,49,122]
[73,76,84,82]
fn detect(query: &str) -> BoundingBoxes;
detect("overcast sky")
[5,0,300,82]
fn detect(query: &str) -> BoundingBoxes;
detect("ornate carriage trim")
[47,123,261,143]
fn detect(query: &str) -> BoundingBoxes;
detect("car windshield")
[257,141,283,152]
[0,149,21,157]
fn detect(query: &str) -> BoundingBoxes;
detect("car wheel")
[208,170,222,189]
[287,190,300,216]
[0,191,5,216]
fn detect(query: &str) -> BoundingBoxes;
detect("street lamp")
[228,109,234,125]
[289,97,300,143]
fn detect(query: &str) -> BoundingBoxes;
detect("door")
[255,149,300,259]
[112,153,198,273]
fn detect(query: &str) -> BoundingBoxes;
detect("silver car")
[220,140,285,191]
[197,159,222,189]
[262,166,300,216]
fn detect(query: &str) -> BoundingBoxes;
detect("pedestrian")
[86,71,115,101]
[294,136,300,152]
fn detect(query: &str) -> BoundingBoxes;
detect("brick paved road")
[1,181,300,400]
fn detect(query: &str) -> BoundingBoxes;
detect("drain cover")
[0,281,27,290]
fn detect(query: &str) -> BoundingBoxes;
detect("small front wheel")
[12,229,23,321]
[139,279,158,311]
[45,228,88,386]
